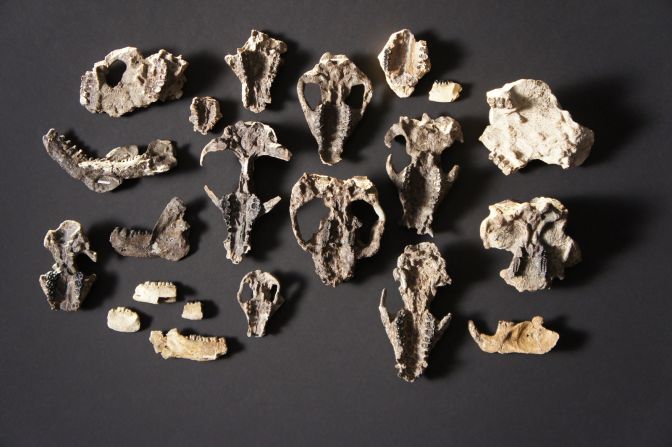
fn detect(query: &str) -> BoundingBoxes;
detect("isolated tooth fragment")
[468,316,559,354]
[297,52,373,165]
[39,220,97,311]
[201,121,292,264]
[480,197,581,292]
[225,30,287,113]
[379,242,452,382]
[479,79,594,174]
[289,173,385,287]
[42,129,177,193]
[189,96,222,134]
[107,307,141,332]
[132,281,177,304]
[428,80,462,102]
[149,329,227,361]
[385,113,463,235]
[80,47,188,117]
[181,301,204,320]
[377,29,430,98]
[237,270,284,337]
[110,197,190,261]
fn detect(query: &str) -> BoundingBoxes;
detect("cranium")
[377,29,430,98]
[189,96,222,134]
[237,270,284,337]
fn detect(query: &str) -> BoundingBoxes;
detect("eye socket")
[389,135,412,170]
[303,83,322,110]
[296,198,330,241]
[347,200,378,246]
[344,84,365,109]
[105,60,126,87]
[239,284,254,303]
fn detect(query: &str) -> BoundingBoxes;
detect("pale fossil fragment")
[225,30,287,113]
[132,281,177,304]
[110,197,190,261]
[468,316,559,354]
[107,307,141,333]
[149,329,227,361]
[480,197,581,292]
[80,47,188,117]
[297,52,373,165]
[289,173,385,287]
[385,113,463,235]
[181,301,204,320]
[237,270,284,337]
[379,242,452,382]
[189,96,222,134]
[201,121,292,264]
[39,220,97,311]
[42,129,177,193]
[428,80,462,102]
[377,29,430,98]
[479,79,595,175]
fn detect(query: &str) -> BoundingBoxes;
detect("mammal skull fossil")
[237,270,284,337]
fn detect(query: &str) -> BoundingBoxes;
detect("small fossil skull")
[377,29,430,98]
[237,270,284,337]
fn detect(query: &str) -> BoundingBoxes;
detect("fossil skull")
[237,270,284,337]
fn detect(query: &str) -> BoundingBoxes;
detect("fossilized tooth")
[297,52,373,165]
[42,129,177,193]
[110,197,190,261]
[289,173,386,287]
[480,197,581,292]
[377,29,430,98]
[149,329,227,361]
[428,80,461,102]
[237,270,284,337]
[132,281,177,304]
[201,121,292,264]
[80,47,188,117]
[379,242,452,382]
[225,30,287,113]
[479,79,595,175]
[468,316,559,354]
[385,113,463,236]
[181,301,203,320]
[39,220,97,311]
[107,307,141,333]
[189,96,222,134]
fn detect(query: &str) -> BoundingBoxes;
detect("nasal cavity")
[106,60,126,87]
[344,84,365,109]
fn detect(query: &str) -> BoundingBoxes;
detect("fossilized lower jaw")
[468,317,559,354]
[182,301,203,320]
[289,173,385,287]
[379,242,452,382]
[225,30,287,113]
[110,197,190,261]
[133,281,177,304]
[43,129,177,193]
[237,270,284,337]
[428,81,462,102]
[378,29,430,98]
[107,307,141,333]
[189,96,222,134]
[385,113,463,235]
[149,329,227,361]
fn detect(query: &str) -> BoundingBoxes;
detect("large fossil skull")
[237,270,284,337]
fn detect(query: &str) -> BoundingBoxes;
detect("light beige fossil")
[149,329,227,361]
[132,281,177,304]
[181,301,203,320]
[237,270,284,337]
[107,307,141,333]
[189,97,222,134]
[468,316,559,354]
[428,81,462,102]
[378,29,430,98]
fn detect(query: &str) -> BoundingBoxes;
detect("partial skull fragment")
[480,197,581,292]
[149,329,227,361]
[110,197,190,261]
[297,52,373,165]
[468,316,559,354]
[377,29,430,98]
[107,307,141,333]
[182,301,204,320]
[39,220,97,311]
[428,80,462,102]
[379,242,452,382]
[225,30,287,113]
[290,173,385,287]
[201,121,292,264]
[479,79,594,175]
[385,113,463,235]
[189,96,222,134]
[133,281,177,304]
[80,47,188,117]
[237,270,284,337]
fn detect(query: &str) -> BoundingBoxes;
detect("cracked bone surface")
[428,81,462,102]
[149,329,227,361]
[379,242,452,382]
[480,197,581,292]
[132,281,177,304]
[110,197,190,261]
[377,29,430,98]
[237,270,284,337]
[479,79,594,175]
[385,113,463,235]
[189,96,222,134]
[80,47,188,117]
[181,301,203,320]
[107,307,141,333]
[201,121,292,264]
[289,173,385,287]
[39,220,97,311]
[297,52,373,165]
[468,316,559,354]
[225,30,287,113]
[42,129,177,193]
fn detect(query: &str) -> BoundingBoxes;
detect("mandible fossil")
[237,270,284,337]
[468,316,559,354]
[377,29,430,98]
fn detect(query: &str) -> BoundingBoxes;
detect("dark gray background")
[1,1,670,445]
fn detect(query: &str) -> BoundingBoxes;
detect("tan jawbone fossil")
[480,197,581,292]
[132,281,177,304]
[189,96,222,134]
[200,121,292,264]
[39,220,97,311]
[297,53,373,165]
[237,270,284,337]
[289,174,385,287]
[377,29,430,98]
[379,242,452,382]
[107,307,141,333]
[468,316,559,354]
[385,114,463,236]
[225,30,287,113]
[149,329,228,361]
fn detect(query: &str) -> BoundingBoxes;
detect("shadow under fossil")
[263,32,311,112]
[265,271,306,336]
[79,219,122,310]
